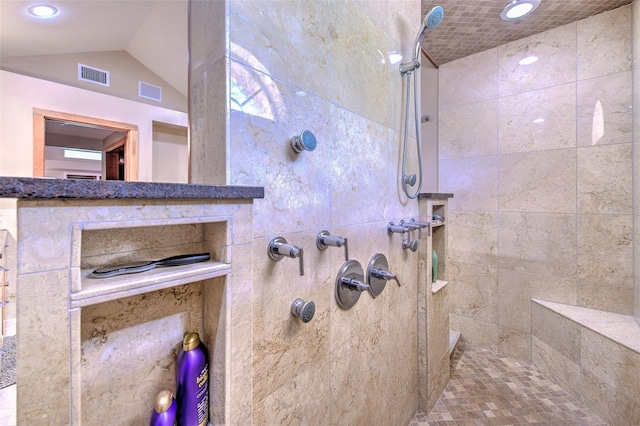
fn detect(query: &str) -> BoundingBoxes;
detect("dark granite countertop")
[0,177,264,200]
[418,192,453,199]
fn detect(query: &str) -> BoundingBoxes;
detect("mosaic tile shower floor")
[411,341,607,425]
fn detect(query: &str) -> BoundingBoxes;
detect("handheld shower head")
[412,6,444,60]
[425,5,444,31]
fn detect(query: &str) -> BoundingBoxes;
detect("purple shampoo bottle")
[149,390,177,426]
[176,332,209,426]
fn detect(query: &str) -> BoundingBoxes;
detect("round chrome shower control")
[291,298,315,323]
[291,130,317,153]
[402,239,418,252]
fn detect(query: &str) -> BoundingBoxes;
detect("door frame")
[33,108,139,181]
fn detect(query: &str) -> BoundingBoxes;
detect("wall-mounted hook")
[291,298,315,323]
[268,236,305,276]
[335,259,369,310]
[367,253,401,298]
[291,130,317,153]
[316,230,349,261]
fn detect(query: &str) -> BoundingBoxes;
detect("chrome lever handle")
[316,230,349,261]
[268,236,305,276]
[387,222,409,236]
[370,268,401,287]
[340,276,369,292]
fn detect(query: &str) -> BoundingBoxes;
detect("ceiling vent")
[139,81,162,102]
[78,63,110,87]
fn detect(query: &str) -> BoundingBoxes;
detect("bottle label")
[196,364,209,426]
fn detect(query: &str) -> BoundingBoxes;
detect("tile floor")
[411,340,607,425]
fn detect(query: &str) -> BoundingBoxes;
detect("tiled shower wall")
[633,0,639,326]
[439,5,634,361]
[191,0,424,423]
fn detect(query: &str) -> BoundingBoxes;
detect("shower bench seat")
[531,299,640,425]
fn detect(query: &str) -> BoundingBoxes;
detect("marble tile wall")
[633,0,640,325]
[531,300,640,425]
[439,5,634,362]
[191,0,425,424]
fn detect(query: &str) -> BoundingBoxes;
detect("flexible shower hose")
[401,69,423,199]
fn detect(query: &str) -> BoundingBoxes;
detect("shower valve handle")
[316,230,349,261]
[340,276,370,293]
[387,222,410,236]
[268,236,305,276]
[402,219,430,238]
[370,268,401,287]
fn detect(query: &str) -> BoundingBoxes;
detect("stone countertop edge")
[418,192,453,199]
[0,177,264,200]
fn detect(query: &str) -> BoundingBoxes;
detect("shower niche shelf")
[71,218,230,308]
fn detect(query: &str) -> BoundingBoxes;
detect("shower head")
[412,6,444,60]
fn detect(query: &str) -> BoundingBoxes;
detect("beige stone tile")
[577,72,633,147]
[447,212,497,267]
[531,302,581,364]
[329,222,393,353]
[189,56,227,185]
[17,270,70,424]
[326,1,391,125]
[330,108,391,228]
[252,356,331,424]
[425,350,450,413]
[229,67,333,236]
[252,232,331,403]
[521,270,578,306]
[498,83,577,154]
[439,157,498,213]
[497,269,532,333]
[498,327,531,363]
[386,129,421,211]
[581,328,640,406]
[80,283,202,425]
[330,329,390,425]
[427,286,450,373]
[189,0,225,72]
[229,0,332,101]
[497,212,577,278]
[498,23,576,97]
[448,262,498,323]
[226,244,253,424]
[449,313,499,353]
[531,336,581,398]
[580,370,640,426]
[498,149,576,214]
[577,5,632,81]
[439,48,498,110]
[439,100,498,159]
[577,214,633,291]
[533,299,640,354]
[577,144,633,214]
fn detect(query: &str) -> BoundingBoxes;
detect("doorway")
[32,108,139,180]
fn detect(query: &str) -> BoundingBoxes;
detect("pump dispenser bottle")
[176,332,209,426]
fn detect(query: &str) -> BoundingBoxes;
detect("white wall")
[0,70,187,181]
[152,124,188,183]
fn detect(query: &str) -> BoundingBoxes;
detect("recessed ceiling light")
[27,4,59,18]
[500,0,540,21]
[519,55,538,65]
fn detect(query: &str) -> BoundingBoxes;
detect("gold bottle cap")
[183,332,201,351]
[155,390,174,413]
